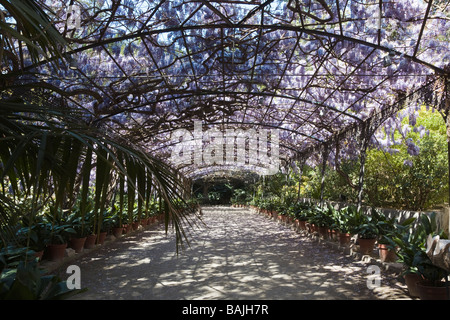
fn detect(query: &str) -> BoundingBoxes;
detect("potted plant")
[111,224,124,238]
[353,213,379,255]
[413,249,449,300]
[375,209,416,263]
[140,209,150,227]
[266,201,277,220]
[132,209,141,231]
[96,210,113,243]
[334,206,358,246]
[105,205,125,238]
[371,208,399,262]
[121,214,132,234]
[413,213,449,300]
[44,207,77,261]
[294,203,312,231]
[386,212,446,298]
[325,204,339,240]
[45,223,77,261]
[312,206,334,239]
[386,227,423,297]
[16,222,49,261]
[81,211,97,249]
[66,213,91,253]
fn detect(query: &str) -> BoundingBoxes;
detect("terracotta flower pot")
[69,236,87,253]
[84,234,97,249]
[123,224,132,234]
[417,280,450,300]
[112,227,123,238]
[96,232,107,245]
[299,220,307,230]
[403,273,422,298]
[378,244,397,262]
[339,232,352,246]
[318,226,328,238]
[358,238,377,255]
[46,243,67,261]
[132,221,140,230]
[328,229,338,241]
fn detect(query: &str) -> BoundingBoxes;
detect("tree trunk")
[320,145,329,207]
[296,159,306,202]
[446,110,450,206]
[357,145,368,213]
[357,123,371,213]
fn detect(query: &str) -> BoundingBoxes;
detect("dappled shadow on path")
[68,206,410,300]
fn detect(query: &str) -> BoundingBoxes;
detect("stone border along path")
[61,206,413,300]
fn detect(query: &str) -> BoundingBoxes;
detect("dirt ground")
[58,206,412,300]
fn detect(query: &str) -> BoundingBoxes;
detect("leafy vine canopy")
[5,0,450,178]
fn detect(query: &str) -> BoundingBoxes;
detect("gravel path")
[66,206,412,300]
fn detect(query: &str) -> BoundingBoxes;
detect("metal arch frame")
[35,24,448,76]
[22,1,450,180]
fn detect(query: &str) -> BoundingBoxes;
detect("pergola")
[9,0,450,207]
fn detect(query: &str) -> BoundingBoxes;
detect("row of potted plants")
[2,193,201,266]
[3,201,167,264]
[1,196,200,299]
[251,200,449,300]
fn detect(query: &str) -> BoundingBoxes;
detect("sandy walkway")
[66,206,411,300]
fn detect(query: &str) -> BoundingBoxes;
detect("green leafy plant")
[0,246,36,270]
[0,1,196,254]
[101,209,118,232]
[386,212,446,277]
[412,250,449,285]
[333,205,361,234]
[308,205,334,228]
[66,212,91,238]
[0,260,87,300]
[353,213,379,239]
[43,207,76,245]
[16,222,49,253]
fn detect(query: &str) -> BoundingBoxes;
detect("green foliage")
[367,109,448,210]
[0,260,87,300]
[307,205,335,228]
[15,221,48,252]
[292,202,314,220]
[0,246,36,270]
[332,205,361,234]
[353,214,379,239]
[230,188,248,206]
[0,0,195,254]
[384,212,448,279]
[296,108,448,211]
[412,249,449,284]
